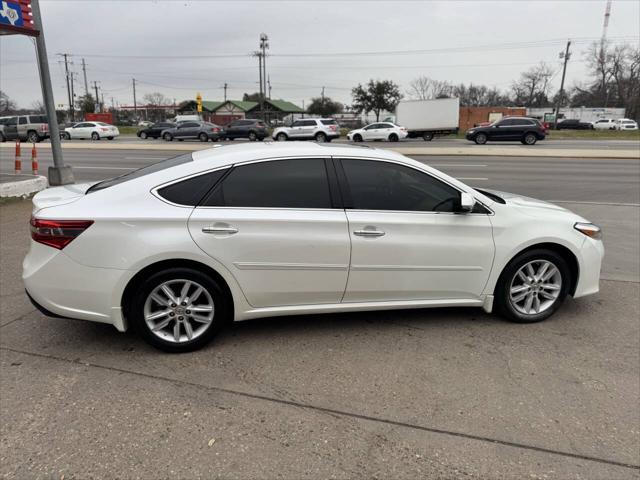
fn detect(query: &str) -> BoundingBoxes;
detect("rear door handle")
[353,229,385,237]
[202,226,238,234]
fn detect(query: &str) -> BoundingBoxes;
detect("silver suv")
[272,118,340,142]
[0,114,50,143]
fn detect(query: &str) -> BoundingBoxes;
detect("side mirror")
[458,192,476,213]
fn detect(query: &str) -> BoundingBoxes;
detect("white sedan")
[63,121,120,140]
[347,122,408,142]
[24,143,603,352]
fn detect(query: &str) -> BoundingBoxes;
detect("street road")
[1,146,639,478]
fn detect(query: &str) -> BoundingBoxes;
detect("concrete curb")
[1,141,638,159]
[0,175,48,199]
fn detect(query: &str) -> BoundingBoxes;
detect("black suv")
[465,117,547,145]
[137,121,176,139]
[556,119,594,130]
[224,119,268,141]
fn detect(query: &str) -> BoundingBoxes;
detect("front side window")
[203,159,332,209]
[18,117,27,125]
[341,159,461,212]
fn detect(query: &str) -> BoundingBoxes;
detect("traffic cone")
[14,139,21,174]
[31,143,38,175]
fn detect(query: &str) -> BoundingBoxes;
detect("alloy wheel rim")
[144,279,215,343]
[509,260,562,315]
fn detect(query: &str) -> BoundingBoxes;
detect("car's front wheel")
[163,132,173,141]
[474,133,488,145]
[494,249,570,324]
[130,268,230,353]
[276,132,288,142]
[353,134,363,142]
[139,132,148,139]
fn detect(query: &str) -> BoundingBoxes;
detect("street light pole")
[31,0,74,185]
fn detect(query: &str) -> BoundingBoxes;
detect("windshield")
[86,153,193,193]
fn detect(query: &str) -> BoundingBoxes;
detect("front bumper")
[573,237,605,298]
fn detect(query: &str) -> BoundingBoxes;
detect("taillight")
[100,127,109,132]
[41,124,49,132]
[30,217,94,250]
[212,127,219,132]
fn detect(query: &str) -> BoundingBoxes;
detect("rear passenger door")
[188,158,350,308]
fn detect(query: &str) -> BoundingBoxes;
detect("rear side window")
[341,159,460,212]
[203,159,331,209]
[29,115,48,123]
[157,169,228,206]
[18,117,27,125]
[321,119,337,125]
[87,153,194,193]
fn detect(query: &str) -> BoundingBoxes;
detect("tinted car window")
[181,122,199,128]
[204,159,331,209]
[18,117,27,125]
[341,159,460,212]
[28,115,47,123]
[157,169,228,206]
[321,119,337,125]
[87,153,193,193]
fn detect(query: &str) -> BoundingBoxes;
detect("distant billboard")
[0,0,38,36]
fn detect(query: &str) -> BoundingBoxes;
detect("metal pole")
[31,0,73,185]
[81,58,89,95]
[61,53,72,121]
[70,72,76,120]
[132,78,137,120]
[94,81,100,112]
[553,40,571,130]
[223,82,228,102]
[257,53,263,119]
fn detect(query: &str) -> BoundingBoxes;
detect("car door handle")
[353,229,385,237]
[202,226,238,234]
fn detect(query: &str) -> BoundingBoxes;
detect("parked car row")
[137,119,268,142]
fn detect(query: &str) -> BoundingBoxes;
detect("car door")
[70,122,90,139]
[288,120,305,139]
[225,121,239,138]
[299,120,317,139]
[4,117,18,140]
[175,122,198,139]
[188,158,350,308]
[337,158,494,302]
[362,124,380,140]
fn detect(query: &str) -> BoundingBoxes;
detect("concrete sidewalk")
[1,140,639,159]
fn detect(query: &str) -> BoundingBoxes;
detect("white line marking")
[457,177,489,181]
[431,164,487,167]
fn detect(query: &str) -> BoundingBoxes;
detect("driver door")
[337,158,494,302]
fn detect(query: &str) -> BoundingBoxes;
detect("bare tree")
[0,90,17,114]
[143,92,170,107]
[407,76,453,100]
[511,62,555,107]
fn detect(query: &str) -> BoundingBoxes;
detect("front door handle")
[353,229,385,237]
[202,226,238,234]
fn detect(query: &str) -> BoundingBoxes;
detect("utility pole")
[553,40,571,130]
[321,86,325,112]
[260,33,269,119]
[254,51,263,118]
[32,0,73,185]
[69,71,76,121]
[81,58,89,95]
[93,81,100,113]
[223,82,228,102]
[132,78,138,120]
[59,53,73,121]
[268,76,271,99]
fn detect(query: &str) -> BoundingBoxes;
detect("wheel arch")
[121,258,235,325]
[496,242,579,296]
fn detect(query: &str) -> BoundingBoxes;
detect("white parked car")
[592,118,617,130]
[63,121,120,140]
[24,143,603,352]
[272,118,340,142]
[347,122,408,142]
[615,118,638,131]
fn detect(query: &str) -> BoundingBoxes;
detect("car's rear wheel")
[139,132,148,139]
[0,132,6,142]
[353,134,363,142]
[474,133,488,145]
[107,136,114,140]
[130,268,230,353]
[91,132,100,141]
[523,132,537,145]
[198,132,208,142]
[276,132,288,142]
[27,131,40,143]
[163,132,173,141]
[388,133,399,142]
[248,131,257,141]
[494,249,570,324]
[422,132,434,141]
[315,132,327,142]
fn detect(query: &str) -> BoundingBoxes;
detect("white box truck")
[394,98,460,141]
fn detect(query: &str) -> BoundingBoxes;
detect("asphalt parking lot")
[1,151,639,478]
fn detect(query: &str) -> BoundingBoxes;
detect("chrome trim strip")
[350,265,483,272]
[234,262,348,271]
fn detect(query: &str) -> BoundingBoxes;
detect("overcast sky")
[1,0,639,109]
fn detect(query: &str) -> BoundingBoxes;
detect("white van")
[173,114,201,123]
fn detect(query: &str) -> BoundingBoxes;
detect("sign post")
[0,0,74,185]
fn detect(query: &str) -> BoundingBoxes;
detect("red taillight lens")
[30,217,94,250]
[212,127,219,132]
[100,127,109,132]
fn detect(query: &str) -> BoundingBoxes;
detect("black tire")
[315,132,327,142]
[0,132,6,143]
[353,133,363,142]
[198,132,209,142]
[494,249,571,324]
[178,138,184,142]
[62,132,71,140]
[388,133,399,142]
[129,267,231,353]
[163,132,173,141]
[139,132,148,139]
[474,133,488,145]
[523,132,537,145]
[91,132,100,141]
[422,132,434,141]
[27,131,40,143]
[248,131,257,141]
[107,136,114,140]
[276,132,288,142]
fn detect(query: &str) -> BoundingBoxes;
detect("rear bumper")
[23,241,129,331]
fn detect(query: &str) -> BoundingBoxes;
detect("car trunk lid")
[32,182,96,213]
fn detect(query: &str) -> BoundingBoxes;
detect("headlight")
[574,222,602,240]
[468,129,475,134]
